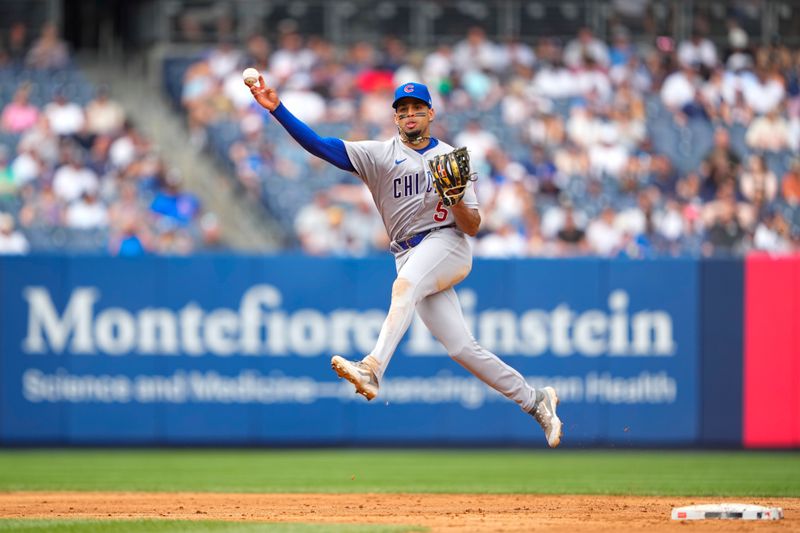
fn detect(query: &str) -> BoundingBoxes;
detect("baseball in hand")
[242,67,260,87]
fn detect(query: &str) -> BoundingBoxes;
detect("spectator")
[661,63,701,112]
[742,67,785,115]
[677,28,718,69]
[482,164,532,230]
[648,154,679,197]
[454,120,498,174]
[501,79,532,126]
[614,103,646,149]
[44,91,85,137]
[199,212,226,251]
[206,37,242,80]
[753,210,793,253]
[679,202,706,255]
[740,155,778,204]
[525,144,561,195]
[243,34,271,73]
[10,146,42,187]
[564,27,610,69]
[498,37,536,71]
[586,206,624,256]
[25,22,69,70]
[294,191,335,255]
[65,191,108,229]
[154,221,193,255]
[699,128,741,201]
[616,190,654,238]
[704,197,747,256]
[150,171,201,224]
[566,104,602,148]
[746,108,790,152]
[389,42,420,83]
[653,199,686,249]
[109,121,138,170]
[722,84,755,126]
[609,27,635,67]
[3,21,29,66]
[113,219,147,256]
[476,222,527,257]
[342,193,388,256]
[18,115,59,165]
[0,146,14,195]
[555,207,589,255]
[726,26,753,72]
[588,124,629,179]
[575,56,613,102]
[270,31,315,85]
[0,212,29,254]
[700,67,726,111]
[610,52,652,92]
[52,150,99,203]
[533,55,577,100]
[782,159,800,206]
[18,183,62,227]
[554,141,590,178]
[618,152,648,193]
[541,201,588,240]
[181,61,216,145]
[1,84,39,133]
[706,127,740,166]
[459,67,502,106]
[422,44,455,91]
[453,27,501,73]
[85,87,126,135]
[282,87,327,124]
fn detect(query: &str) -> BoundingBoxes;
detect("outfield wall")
[0,255,795,448]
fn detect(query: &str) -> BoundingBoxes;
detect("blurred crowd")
[0,22,217,256]
[179,16,800,258]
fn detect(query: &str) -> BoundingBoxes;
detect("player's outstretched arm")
[245,76,355,172]
[451,203,481,237]
[249,75,280,112]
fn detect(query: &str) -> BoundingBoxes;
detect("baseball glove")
[428,147,475,207]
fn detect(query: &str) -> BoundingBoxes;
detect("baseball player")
[248,77,562,447]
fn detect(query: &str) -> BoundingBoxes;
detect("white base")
[672,503,783,520]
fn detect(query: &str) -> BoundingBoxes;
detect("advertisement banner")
[0,256,699,446]
[743,255,800,448]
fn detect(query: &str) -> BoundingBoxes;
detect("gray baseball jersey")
[342,135,544,433]
[344,137,478,244]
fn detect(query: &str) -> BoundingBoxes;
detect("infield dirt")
[0,492,797,532]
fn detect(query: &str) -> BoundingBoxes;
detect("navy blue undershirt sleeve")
[270,102,355,172]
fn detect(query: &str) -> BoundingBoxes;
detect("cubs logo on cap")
[393,82,432,109]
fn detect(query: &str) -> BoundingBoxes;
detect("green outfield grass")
[0,449,798,497]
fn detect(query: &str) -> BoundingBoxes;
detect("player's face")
[394,99,435,137]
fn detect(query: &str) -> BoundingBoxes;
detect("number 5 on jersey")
[433,201,448,222]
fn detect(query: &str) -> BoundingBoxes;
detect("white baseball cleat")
[529,386,563,448]
[331,355,379,401]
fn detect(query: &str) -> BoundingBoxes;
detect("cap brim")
[392,96,432,109]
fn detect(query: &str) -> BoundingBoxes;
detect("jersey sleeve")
[271,103,354,171]
[461,179,479,209]
[343,140,383,185]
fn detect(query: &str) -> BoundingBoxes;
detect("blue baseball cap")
[392,82,432,109]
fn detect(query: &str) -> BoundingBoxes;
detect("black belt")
[393,225,455,251]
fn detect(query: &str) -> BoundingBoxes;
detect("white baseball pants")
[368,227,538,412]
